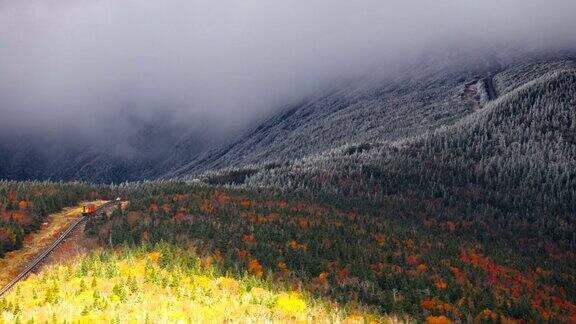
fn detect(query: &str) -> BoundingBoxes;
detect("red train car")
[81,204,96,215]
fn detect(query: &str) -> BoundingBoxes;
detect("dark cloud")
[1,0,575,136]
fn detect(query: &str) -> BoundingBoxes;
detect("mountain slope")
[167,51,575,180]
[0,114,222,184]
[0,50,574,184]
[235,65,576,249]
[166,53,497,178]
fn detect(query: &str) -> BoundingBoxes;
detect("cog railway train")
[81,204,96,216]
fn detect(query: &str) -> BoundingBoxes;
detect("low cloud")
[1,0,575,137]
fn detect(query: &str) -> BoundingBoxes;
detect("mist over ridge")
[0,0,575,183]
[1,0,575,138]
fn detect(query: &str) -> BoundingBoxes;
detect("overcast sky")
[1,0,575,136]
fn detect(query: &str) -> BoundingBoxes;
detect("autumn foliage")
[81,183,576,322]
[0,245,389,322]
[0,181,109,257]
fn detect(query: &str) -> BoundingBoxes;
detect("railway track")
[0,201,118,298]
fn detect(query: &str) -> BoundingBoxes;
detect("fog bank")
[1,0,575,137]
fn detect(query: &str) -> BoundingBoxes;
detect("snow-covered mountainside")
[0,49,574,184]
[167,50,576,181]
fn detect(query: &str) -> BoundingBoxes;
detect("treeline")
[243,70,576,255]
[165,67,576,320]
[0,181,110,257]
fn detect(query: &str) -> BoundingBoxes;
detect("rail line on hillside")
[0,201,118,298]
